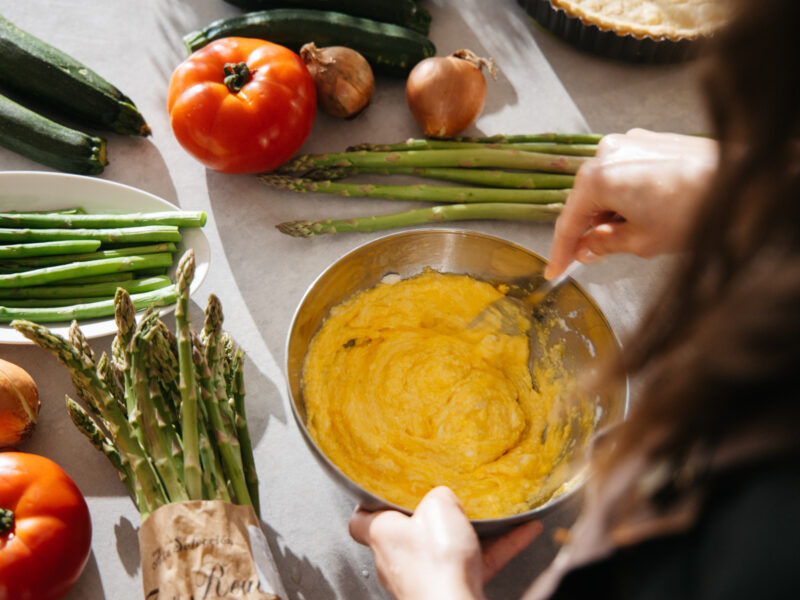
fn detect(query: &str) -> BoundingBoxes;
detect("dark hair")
[598,0,800,472]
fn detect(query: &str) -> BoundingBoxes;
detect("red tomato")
[0,452,92,600]
[167,37,317,174]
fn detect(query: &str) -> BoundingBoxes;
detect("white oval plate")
[0,171,210,344]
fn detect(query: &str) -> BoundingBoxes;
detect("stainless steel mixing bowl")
[285,229,628,535]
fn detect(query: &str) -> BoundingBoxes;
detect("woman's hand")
[545,128,718,279]
[349,486,543,600]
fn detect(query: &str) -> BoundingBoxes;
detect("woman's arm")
[545,129,718,279]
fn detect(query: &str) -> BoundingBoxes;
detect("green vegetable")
[183,9,436,76]
[0,211,206,228]
[0,285,177,324]
[198,295,252,510]
[129,310,188,502]
[221,0,432,35]
[175,252,203,501]
[45,272,134,286]
[277,202,563,237]
[0,253,173,289]
[348,140,598,156]
[228,342,259,515]
[278,148,587,174]
[12,319,167,517]
[1,297,131,308]
[0,225,181,244]
[300,166,575,189]
[0,243,177,271]
[11,263,260,522]
[263,175,571,203]
[65,396,136,496]
[0,239,100,259]
[0,92,107,175]
[452,133,604,144]
[0,14,150,136]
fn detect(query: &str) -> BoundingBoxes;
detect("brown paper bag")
[139,500,286,600]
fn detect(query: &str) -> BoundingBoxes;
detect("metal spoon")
[469,261,582,390]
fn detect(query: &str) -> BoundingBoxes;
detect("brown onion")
[300,43,375,119]
[405,49,496,138]
[0,358,40,448]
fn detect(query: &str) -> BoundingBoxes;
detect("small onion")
[300,43,375,119]
[405,49,497,138]
[0,358,40,448]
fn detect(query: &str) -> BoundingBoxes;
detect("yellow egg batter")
[302,270,581,519]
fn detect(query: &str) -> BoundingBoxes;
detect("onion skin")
[300,43,375,119]
[405,49,496,138]
[0,358,40,447]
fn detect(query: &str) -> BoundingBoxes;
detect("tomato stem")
[0,507,13,535]
[223,62,251,93]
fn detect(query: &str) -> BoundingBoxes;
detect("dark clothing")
[524,419,800,600]
[552,457,800,599]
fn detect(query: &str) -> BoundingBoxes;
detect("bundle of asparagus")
[265,133,601,237]
[0,208,206,323]
[12,251,283,598]
[11,250,257,516]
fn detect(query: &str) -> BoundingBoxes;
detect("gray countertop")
[0,0,707,598]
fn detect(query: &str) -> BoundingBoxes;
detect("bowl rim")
[284,227,630,528]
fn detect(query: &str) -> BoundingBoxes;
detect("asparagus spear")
[129,309,188,502]
[192,337,232,504]
[0,285,178,323]
[0,242,177,270]
[0,211,206,229]
[11,319,167,518]
[198,294,252,509]
[0,225,181,244]
[69,319,95,363]
[0,297,119,308]
[347,140,597,156]
[230,345,259,517]
[45,272,135,286]
[263,175,570,204]
[0,275,171,300]
[97,351,128,419]
[452,133,604,144]
[0,239,100,259]
[277,202,563,237]
[0,253,173,288]
[175,251,203,500]
[278,148,587,175]
[302,166,575,189]
[143,319,182,422]
[65,395,136,499]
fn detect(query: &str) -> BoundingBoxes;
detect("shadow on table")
[261,521,337,600]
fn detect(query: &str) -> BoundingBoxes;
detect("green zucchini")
[0,14,150,136]
[183,9,436,76]
[0,92,107,175]
[222,0,432,35]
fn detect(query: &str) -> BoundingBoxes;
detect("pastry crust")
[549,0,729,40]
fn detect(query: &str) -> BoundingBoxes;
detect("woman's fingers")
[545,163,602,279]
[349,506,408,546]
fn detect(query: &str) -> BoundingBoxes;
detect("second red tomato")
[168,37,316,174]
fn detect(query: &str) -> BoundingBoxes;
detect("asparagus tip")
[114,287,136,336]
[203,294,223,335]
[176,250,195,294]
[261,174,311,192]
[276,220,324,238]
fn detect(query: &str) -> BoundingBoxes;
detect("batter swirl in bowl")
[302,270,587,519]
